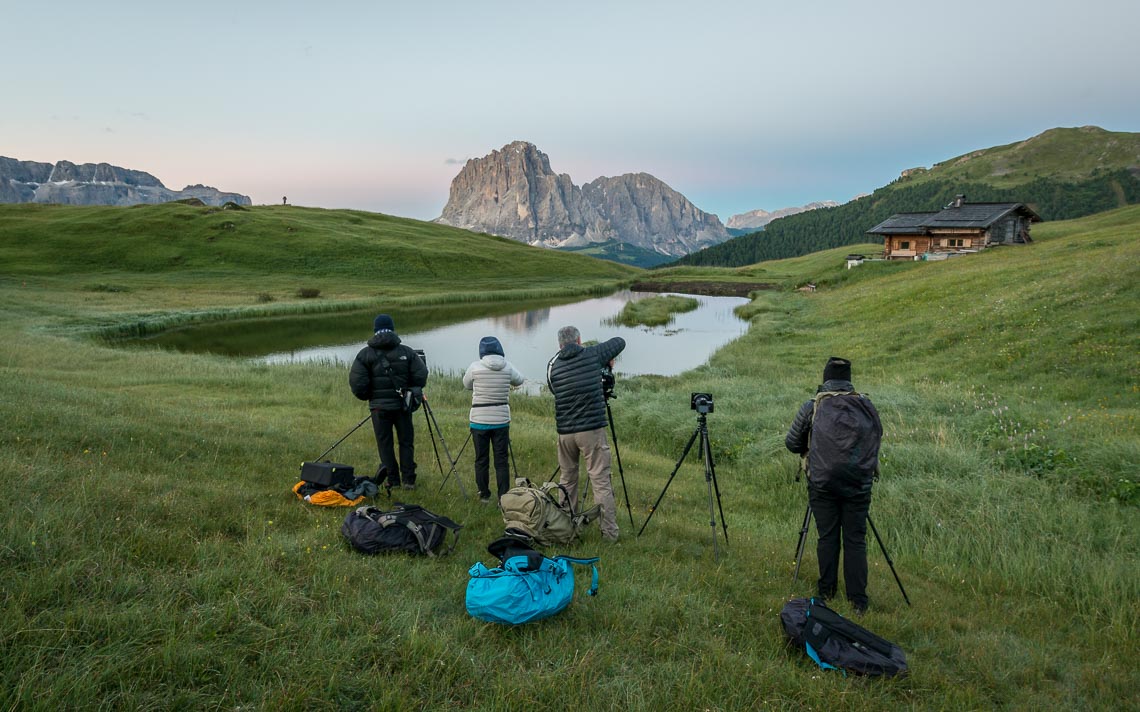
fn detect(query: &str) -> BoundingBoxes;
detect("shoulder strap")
[554,555,600,596]
[546,353,559,390]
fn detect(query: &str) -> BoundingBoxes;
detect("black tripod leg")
[423,398,468,499]
[508,438,518,481]
[702,428,729,546]
[793,503,812,584]
[436,431,471,495]
[867,514,911,606]
[702,440,720,562]
[421,403,445,476]
[637,426,700,538]
[313,414,372,462]
[607,403,636,529]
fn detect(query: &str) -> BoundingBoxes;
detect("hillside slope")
[0,202,637,284]
[674,126,1140,267]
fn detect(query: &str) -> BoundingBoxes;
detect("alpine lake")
[130,291,750,393]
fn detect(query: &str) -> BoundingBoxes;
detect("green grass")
[905,126,1140,188]
[0,203,1136,709]
[607,294,699,327]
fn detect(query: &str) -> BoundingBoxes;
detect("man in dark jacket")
[547,325,626,541]
[349,314,429,490]
[785,357,882,614]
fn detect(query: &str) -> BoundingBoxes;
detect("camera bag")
[466,536,599,625]
[499,478,600,547]
[300,460,355,488]
[780,597,908,677]
[341,503,462,556]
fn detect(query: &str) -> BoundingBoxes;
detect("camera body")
[691,392,714,414]
[414,348,426,366]
[601,365,617,400]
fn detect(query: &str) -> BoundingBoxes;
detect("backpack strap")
[377,350,412,391]
[417,511,464,557]
[554,555,600,597]
[546,353,559,391]
[379,505,463,557]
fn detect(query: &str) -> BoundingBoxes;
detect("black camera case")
[300,461,355,487]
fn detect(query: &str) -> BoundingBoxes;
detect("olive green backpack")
[499,478,600,547]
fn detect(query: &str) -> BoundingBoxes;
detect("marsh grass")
[607,294,699,327]
[0,204,1136,709]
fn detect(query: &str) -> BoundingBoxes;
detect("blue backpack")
[466,536,599,625]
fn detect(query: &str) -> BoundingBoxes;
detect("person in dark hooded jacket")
[785,356,882,614]
[547,325,626,541]
[349,314,428,490]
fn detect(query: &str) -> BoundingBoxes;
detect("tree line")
[668,168,1140,268]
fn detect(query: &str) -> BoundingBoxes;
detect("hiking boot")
[602,532,620,543]
[401,483,416,491]
[479,495,492,505]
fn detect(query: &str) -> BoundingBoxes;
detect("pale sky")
[4,0,1138,222]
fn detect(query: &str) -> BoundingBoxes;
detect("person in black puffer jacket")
[349,314,428,490]
[546,325,626,541]
[785,356,882,615]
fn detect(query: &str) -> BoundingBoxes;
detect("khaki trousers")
[557,428,618,540]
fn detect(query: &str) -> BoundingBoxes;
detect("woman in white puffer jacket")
[462,336,525,503]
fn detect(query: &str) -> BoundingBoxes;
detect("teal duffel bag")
[466,545,599,625]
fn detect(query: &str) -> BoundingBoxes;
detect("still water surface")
[263,291,748,389]
[140,291,749,391]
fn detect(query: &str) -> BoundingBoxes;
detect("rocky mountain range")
[435,141,728,257]
[726,201,840,230]
[0,157,251,207]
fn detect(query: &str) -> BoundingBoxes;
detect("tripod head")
[601,365,617,401]
[691,392,714,414]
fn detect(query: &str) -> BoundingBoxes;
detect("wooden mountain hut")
[867,195,1042,260]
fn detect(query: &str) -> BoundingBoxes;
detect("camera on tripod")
[415,348,426,365]
[601,365,617,400]
[690,392,714,414]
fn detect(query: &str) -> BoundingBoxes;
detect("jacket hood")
[368,331,402,350]
[821,379,854,392]
[481,354,507,370]
[557,343,583,359]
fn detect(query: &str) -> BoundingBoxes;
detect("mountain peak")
[436,143,727,256]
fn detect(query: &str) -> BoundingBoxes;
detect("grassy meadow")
[0,203,1137,710]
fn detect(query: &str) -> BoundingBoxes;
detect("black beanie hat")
[479,336,504,358]
[373,314,395,332]
[823,357,851,383]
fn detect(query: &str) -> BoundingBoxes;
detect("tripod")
[793,503,911,606]
[637,410,728,561]
[312,414,371,462]
[574,399,636,528]
[419,395,469,499]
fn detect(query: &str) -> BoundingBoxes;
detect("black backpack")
[341,503,462,556]
[807,391,883,495]
[780,597,908,677]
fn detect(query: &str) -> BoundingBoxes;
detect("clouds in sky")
[2,0,1138,220]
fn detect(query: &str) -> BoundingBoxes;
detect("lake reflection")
[262,291,749,389]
